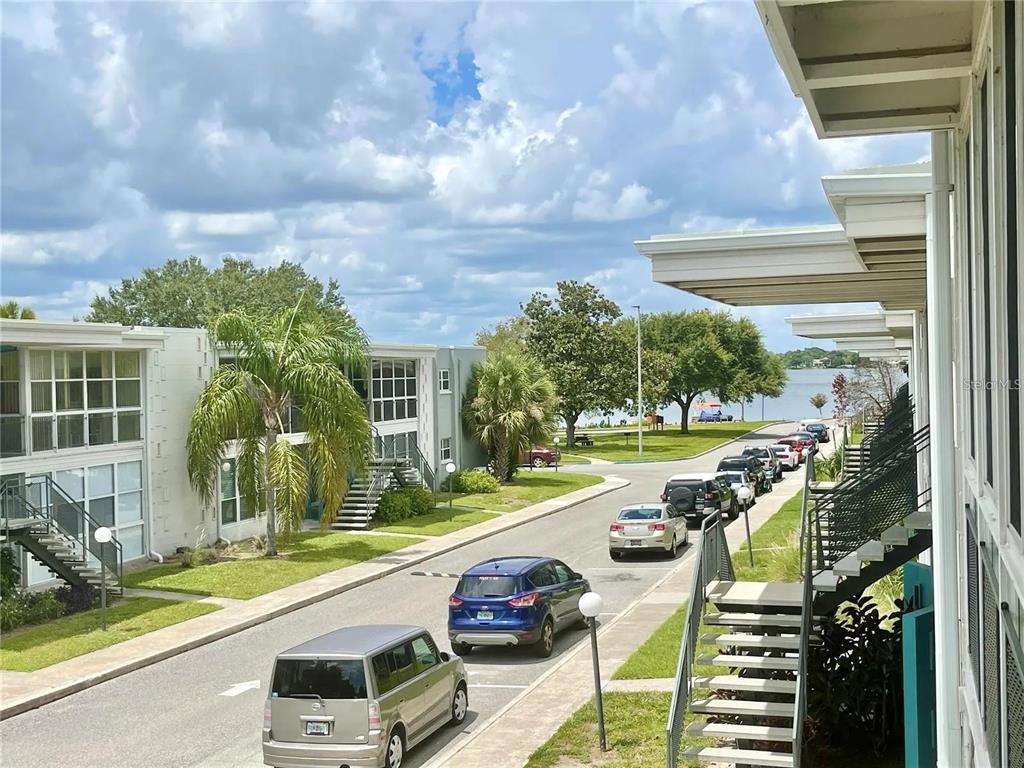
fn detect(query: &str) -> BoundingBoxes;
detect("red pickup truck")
[524,446,560,467]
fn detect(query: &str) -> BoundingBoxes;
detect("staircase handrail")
[369,424,437,493]
[792,451,817,768]
[666,513,734,768]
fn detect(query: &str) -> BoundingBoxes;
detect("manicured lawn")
[124,531,420,599]
[376,507,499,536]
[453,472,603,513]
[0,597,220,672]
[567,422,774,462]
[555,453,590,464]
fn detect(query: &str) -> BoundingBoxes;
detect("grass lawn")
[567,421,774,462]
[0,597,220,672]
[124,531,419,599]
[376,507,499,536]
[556,453,591,464]
[452,472,603,513]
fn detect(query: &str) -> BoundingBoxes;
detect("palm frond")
[212,312,275,381]
[236,435,266,514]
[269,438,309,536]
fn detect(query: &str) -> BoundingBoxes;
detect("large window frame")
[219,457,260,526]
[370,359,418,423]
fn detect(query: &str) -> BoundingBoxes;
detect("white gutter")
[925,130,961,764]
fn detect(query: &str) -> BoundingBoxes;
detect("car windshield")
[456,575,520,598]
[618,508,664,521]
[272,659,367,700]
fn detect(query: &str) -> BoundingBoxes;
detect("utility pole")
[634,305,643,455]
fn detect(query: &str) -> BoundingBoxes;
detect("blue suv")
[447,556,590,658]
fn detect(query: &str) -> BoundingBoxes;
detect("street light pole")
[553,437,560,473]
[633,305,643,456]
[578,592,607,751]
[445,461,457,522]
[94,526,112,631]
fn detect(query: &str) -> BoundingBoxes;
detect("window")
[0,347,22,457]
[438,368,451,393]
[411,635,440,672]
[372,643,417,694]
[1006,0,1022,535]
[981,75,995,488]
[273,659,368,700]
[440,437,452,462]
[370,359,417,422]
[967,133,977,460]
[529,563,558,588]
[553,562,574,583]
[220,457,259,525]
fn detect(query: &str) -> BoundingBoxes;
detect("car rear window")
[717,460,747,470]
[770,447,786,455]
[721,472,745,484]
[272,659,367,700]
[666,480,704,492]
[618,508,664,520]
[456,575,520,598]
[741,447,764,456]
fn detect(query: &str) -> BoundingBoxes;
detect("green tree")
[186,301,371,556]
[810,392,829,416]
[87,256,349,328]
[474,316,530,356]
[832,373,850,422]
[463,351,558,482]
[0,301,37,319]
[611,316,674,419]
[521,281,628,448]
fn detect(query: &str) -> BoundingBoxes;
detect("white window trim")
[439,368,451,394]
[440,437,452,462]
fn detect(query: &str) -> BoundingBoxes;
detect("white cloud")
[1,1,59,51]
[573,182,667,222]
[302,0,358,33]
[86,18,140,147]
[176,2,257,48]
[163,211,279,238]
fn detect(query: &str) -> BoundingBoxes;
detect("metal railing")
[371,427,437,493]
[0,475,123,588]
[666,513,735,768]
[792,450,817,768]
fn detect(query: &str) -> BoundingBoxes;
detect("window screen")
[981,75,994,487]
[966,517,981,692]
[982,558,1001,759]
[1006,0,1022,535]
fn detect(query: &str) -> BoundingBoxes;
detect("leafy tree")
[474,316,530,356]
[810,392,829,416]
[521,281,628,448]
[0,301,36,319]
[779,347,860,369]
[847,360,904,414]
[186,301,371,556]
[87,256,349,328]
[463,351,558,482]
[832,373,850,422]
[611,316,674,418]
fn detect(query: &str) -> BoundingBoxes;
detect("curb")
[0,476,629,720]
[609,420,785,464]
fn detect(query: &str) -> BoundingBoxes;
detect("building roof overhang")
[756,0,978,138]
[0,319,166,349]
[786,310,916,341]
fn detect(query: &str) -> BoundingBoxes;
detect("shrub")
[404,487,434,517]
[55,583,97,615]
[180,547,216,568]
[443,470,499,494]
[375,489,413,524]
[0,546,21,600]
[0,597,25,631]
[1,590,66,631]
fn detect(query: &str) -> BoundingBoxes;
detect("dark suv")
[803,423,830,443]
[717,455,771,495]
[741,446,783,481]
[661,474,738,521]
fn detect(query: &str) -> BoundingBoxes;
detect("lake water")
[585,368,851,427]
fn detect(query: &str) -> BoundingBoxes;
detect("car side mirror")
[573,572,583,581]
[440,651,451,662]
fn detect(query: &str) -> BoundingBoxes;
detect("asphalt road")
[0,422,802,768]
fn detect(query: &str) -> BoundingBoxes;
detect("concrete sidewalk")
[422,481,801,768]
[0,475,628,720]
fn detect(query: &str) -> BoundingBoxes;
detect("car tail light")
[263,699,272,730]
[368,699,381,730]
[610,523,624,532]
[509,591,541,607]
[649,522,666,531]
[704,492,714,500]
[448,594,464,608]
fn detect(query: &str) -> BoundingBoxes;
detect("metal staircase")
[667,389,931,767]
[0,475,123,595]
[332,428,436,530]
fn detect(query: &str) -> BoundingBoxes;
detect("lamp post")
[553,436,560,472]
[93,526,112,631]
[633,305,643,456]
[445,461,457,521]
[578,591,607,751]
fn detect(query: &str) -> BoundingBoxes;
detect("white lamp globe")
[94,526,113,544]
[578,591,604,618]
[737,487,752,502]
[445,461,457,474]
[221,461,231,473]
[553,436,560,445]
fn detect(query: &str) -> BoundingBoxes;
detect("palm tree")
[0,301,36,319]
[464,351,558,482]
[186,302,371,556]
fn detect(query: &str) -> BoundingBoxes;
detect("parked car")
[789,431,819,453]
[769,443,800,471]
[447,557,588,659]
[263,624,467,768]
[609,503,690,559]
[660,473,738,521]
[802,422,830,443]
[718,470,756,510]
[523,446,560,468]
[717,455,771,495]
[741,445,783,481]
[696,410,734,422]
[776,436,806,463]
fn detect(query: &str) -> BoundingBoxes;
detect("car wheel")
[665,534,678,558]
[450,683,469,725]
[451,641,472,657]
[609,550,621,560]
[534,617,555,658]
[728,498,739,520]
[532,457,547,468]
[385,727,405,768]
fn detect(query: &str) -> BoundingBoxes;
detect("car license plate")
[628,539,642,547]
[305,721,330,736]
[477,610,493,620]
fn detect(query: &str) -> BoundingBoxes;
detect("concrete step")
[833,553,863,577]
[332,522,370,530]
[681,747,794,767]
[685,722,794,743]
[812,572,840,592]
[697,653,799,671]
[857,540,885,562]
[704,612,812,629]
[691,675,797,695]
[904,511,932,530]
[881,524,910,546]
[701,632,802,651]
[690,698,795,718]
[706,581,803,609]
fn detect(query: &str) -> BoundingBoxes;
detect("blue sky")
[1,1,928,351]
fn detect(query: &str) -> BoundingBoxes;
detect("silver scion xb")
[263,625,468,768]
[608,503,689,560]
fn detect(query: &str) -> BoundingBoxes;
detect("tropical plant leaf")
[269,438,309,536]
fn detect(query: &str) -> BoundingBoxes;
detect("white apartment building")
[0,318,484,586]
[637,2,1021,766]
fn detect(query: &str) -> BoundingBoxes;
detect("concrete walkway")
[120,588,243,608]
[0,475,628,720]
[421,480,803,768]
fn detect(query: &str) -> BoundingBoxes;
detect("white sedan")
[770,443,800,471]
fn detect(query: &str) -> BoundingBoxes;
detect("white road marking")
[219,680,261,697]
